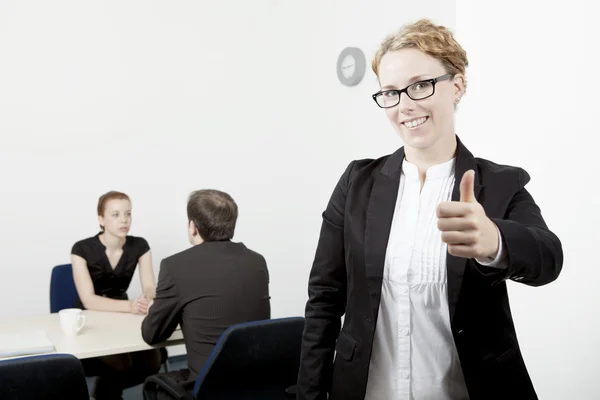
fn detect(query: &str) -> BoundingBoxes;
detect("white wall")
[456,1,598,399]
[0,0,454,317]
[3,1,593,398]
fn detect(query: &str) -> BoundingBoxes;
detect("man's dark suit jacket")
[142,240,271,379]
[296,137,563,400]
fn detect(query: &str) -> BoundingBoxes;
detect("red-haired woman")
[71,191,161,399]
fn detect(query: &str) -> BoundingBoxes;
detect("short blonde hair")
[372,19,468,82]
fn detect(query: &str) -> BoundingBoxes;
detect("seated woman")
[71,190,162,400]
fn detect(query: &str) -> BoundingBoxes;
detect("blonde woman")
[296,19,562,400]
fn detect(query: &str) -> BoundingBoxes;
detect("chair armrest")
[143,374,193,400]
[285,384,297,397]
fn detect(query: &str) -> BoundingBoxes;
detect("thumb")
[459,170,476,203]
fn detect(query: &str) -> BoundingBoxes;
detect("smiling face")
[377,48,465,154]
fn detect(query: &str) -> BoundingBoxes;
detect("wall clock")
[336,47,366,87]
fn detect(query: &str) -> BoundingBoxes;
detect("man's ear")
[188,220,197,236]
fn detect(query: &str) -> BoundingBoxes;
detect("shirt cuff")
[475,224,508,269]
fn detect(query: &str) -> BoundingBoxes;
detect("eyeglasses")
[372,73,454,108]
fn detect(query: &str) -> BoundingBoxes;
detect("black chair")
[0,353,89,400]
[143,317,305,400]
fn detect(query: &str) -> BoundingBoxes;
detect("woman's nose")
[398,92,416,113]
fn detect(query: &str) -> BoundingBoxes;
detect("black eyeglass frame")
[371,73,454,108]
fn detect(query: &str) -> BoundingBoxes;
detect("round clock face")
[341,54,356,79]
[336,47,366,87]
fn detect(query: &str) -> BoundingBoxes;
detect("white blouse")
[364,157,506,400]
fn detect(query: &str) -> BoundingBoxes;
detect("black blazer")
[296,137,563,400]
[141,241,271,379]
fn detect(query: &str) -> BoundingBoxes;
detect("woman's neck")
[99,231,126,251]
[404,133,457,184]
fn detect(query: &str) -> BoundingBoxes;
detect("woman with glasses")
[296,19,562,400]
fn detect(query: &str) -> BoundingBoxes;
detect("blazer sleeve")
[296,162,354,400]
[141,260,182,345]
[488,167,563,286]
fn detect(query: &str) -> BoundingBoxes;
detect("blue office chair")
[143,317,305,400]
[50,264,79,313]
[0,353,89,400]
[49,263,170,371]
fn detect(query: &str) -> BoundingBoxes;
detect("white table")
[0,310,184,360]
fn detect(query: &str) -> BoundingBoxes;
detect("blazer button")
[364,316,373,323]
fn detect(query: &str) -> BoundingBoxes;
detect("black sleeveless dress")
[70,233,162,399]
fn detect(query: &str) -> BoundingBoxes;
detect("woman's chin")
[108,230,129,238]
[400,129,435,149]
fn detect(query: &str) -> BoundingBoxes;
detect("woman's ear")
[98,215,104,231]
[452,73,466,103]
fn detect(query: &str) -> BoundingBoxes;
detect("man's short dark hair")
[187,189,238,241]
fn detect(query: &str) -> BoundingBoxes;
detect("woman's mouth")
[402,116,429,129]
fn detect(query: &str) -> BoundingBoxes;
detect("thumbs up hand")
[436,170,499,260]
[459,168,477,203]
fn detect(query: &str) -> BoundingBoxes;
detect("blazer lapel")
[447,136,483,323]
[364,147,404,322]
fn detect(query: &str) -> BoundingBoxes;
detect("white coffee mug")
[59,308,86,336]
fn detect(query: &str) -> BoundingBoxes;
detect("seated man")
[141,189,271,395]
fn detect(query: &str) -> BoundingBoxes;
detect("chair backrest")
[0,353,89,400]
[50,264,79,313]
[192,317,305,400]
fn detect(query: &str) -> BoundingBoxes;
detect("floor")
[86,355,188,400]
